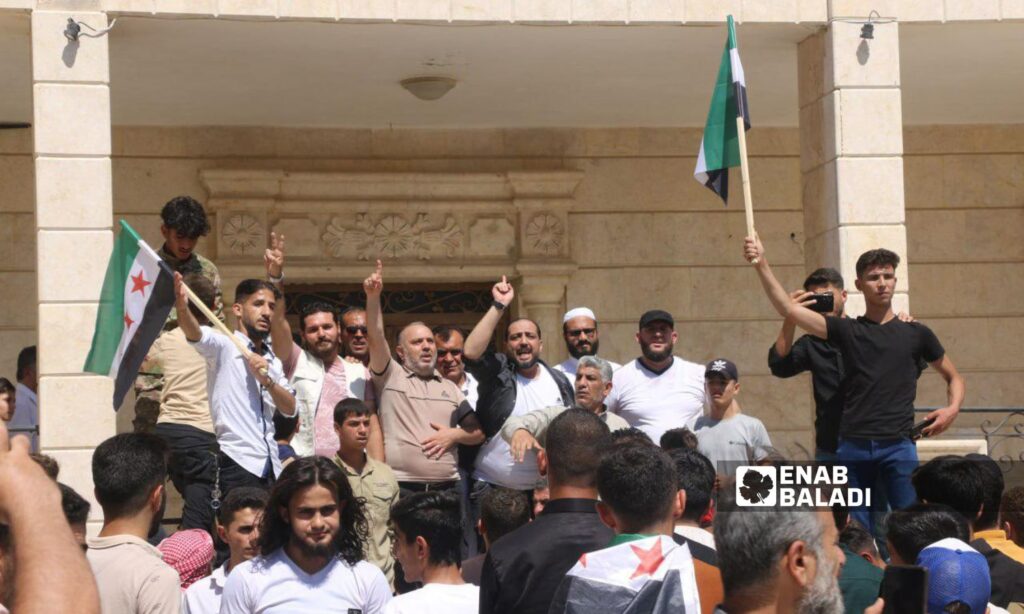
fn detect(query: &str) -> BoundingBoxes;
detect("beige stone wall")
[904,125,1024,449]
[6,124,1022,457]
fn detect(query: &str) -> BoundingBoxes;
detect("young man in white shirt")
[183,487,267,614]
[606,310,706,444]
[220,456,392,613]
[554,307,621,380]
[175,273,296,495]
[387,491,478,614]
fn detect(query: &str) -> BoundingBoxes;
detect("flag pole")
[179,280,258,362]
[735,115,758,263]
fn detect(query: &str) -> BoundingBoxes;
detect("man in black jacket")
[463,276,574,529]
[479,409,612,614]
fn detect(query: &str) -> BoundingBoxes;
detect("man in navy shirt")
[745,236,965,532]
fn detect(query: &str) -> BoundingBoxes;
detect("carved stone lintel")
[322,212,463,261]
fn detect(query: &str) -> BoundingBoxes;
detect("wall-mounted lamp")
[860,10,880,39]
[64,17,117,42]
[400,77,457,101]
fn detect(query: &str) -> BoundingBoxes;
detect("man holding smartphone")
[745,236,965,534]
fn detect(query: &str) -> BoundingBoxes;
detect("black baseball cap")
[639,309,674,329]
[705,358,739,381]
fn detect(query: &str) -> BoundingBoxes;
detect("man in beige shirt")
[87,433,180,614]
[502,355,629,461]
[333,397,399,585]
[364,260,484,496]
[143,272,218,532]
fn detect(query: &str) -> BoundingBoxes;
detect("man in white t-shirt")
[605,310,707,443]
[463,278,575,494]
[220,456,392,613]
[386,491,479,614]
[183,487,267,613]
[553,307,621,380]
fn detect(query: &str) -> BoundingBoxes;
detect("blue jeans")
[837,437,918,535]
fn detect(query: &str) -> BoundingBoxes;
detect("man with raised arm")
[364,260,484,495]
[174,272,296,493]
[462,277,574,498]
[264,233,383,460]
[744,234,965,531]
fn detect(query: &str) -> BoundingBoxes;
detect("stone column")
[509,171,583,366]
[31,4,114,516]
[798,18,909,315]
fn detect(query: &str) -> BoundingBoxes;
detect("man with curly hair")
[220,456,392,612]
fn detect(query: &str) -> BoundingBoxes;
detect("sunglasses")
[345,326,368,335]
[437,349,463,358]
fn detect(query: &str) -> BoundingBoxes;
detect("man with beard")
[264,233,382,460]
[87,433,180,614]
[713,494,852,614]
[176,273,296,495]
[463,277,574,498]
[554,307,621,380]
[341,307,371,366]
[605,310,706,444]
[220,456,392,612]
[364,260,484,496]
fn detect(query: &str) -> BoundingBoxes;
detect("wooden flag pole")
[735,115,758,263]
[180,280,260,364]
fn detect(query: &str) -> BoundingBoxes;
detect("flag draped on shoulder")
[85,220,176,409]
[694,14,750,204]
[550,535,701,614]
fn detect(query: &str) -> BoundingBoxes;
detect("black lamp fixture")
[860,10,880,40]
[63,17,117,42]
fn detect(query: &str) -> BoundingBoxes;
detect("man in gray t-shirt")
[688,359,773,476]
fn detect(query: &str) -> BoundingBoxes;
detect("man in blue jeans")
[744,236,965,532]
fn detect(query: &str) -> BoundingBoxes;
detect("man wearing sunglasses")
[340,308,371,367]
[433,326,479,411]
[554,307,621,381]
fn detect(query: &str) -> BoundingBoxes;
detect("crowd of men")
[4,195,1022,614]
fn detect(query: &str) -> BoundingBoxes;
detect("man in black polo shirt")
[745,236,965,532]
[478,409,612,614]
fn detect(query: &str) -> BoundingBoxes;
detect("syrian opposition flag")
[694,14,750,203]
[551,535,701,613]
[84,220,175,409]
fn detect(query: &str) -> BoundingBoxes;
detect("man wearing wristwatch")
[175,272,296,496]
[462,276,575,536]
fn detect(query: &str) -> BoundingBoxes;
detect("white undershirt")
[219,549,392,614]
[473,368,564,490]
[605,357,707,444]
[383,583,479,614]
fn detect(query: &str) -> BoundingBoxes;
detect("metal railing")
[916,407,1024,461]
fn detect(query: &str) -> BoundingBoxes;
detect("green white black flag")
[84,220,175,409]
[694,15,750,203]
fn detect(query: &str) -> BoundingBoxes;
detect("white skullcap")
[563,307,597,323]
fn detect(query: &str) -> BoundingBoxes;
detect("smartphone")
[910,417,936,441]
[808,293,835,313]
[880,564,928,614]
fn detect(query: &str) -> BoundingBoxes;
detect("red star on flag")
[578,553,588,568]
[629,539,665,579]
[130,270,151,295]
[124,313,134,328]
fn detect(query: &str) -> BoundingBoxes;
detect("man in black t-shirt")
[744,236,965,532]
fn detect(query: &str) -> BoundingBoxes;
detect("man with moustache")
[605,310,707,444]
[364,260,484,496]
[433,325,478,410]
[176,273,296,494]
[264,233,382,460]
[554,307,620,380]
[219,457,393,612]
[462,277,575,498]
[341,307,371,366]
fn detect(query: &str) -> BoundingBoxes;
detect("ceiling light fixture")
[400,77,457,101]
